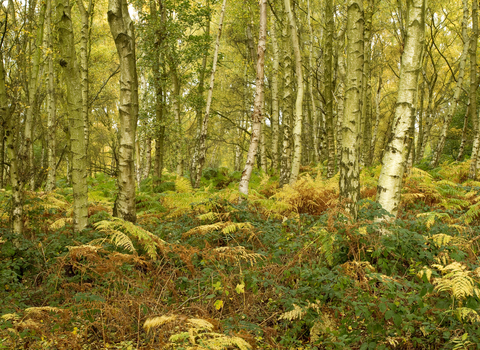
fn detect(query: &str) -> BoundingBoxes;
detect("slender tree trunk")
[143,137,151,180]
[77,0,92,156]
[457,103,470,160]
[361,0,373,167]
[151,0,166,188]
[286,0,304,184]
[340,0,364,220]
[108,0,139,223]
[325,0,335,178]
[25,2,46,190]
[417,79,436,162]
[279,4,293,187]
[189,0,210,185]
[469,0,480,178]
[1,48,21,233]
[415,81,425,162]
[370,75,382,163]
[271,16,280,170]
[377,0,425,218]
[306,0,319,163]
[238,0,267,200]
[0,125,4,189]
[431,0,469,167]
[170,68,183,176]
[45,0,57,192]
[57,0,89,231]
[192,0,227,188]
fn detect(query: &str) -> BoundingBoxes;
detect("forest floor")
[1,161,480,349]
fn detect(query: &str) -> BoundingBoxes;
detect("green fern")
[94,218,167,260]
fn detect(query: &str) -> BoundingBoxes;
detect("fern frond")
[454,307,480,323]
[175,176,193,193]
[94,218,167,260]
[460,202,480,224]
[143,315,178,332]
[183,222,225,237]
[429,233,453,247]
[417,212,451,229]
[198,333,252,350]
[186,318,215,331]
[279,304,306,321]
[209,246,265,266]
[313,228,335,265]
[109,230,136,253]
[221,222,253,235]
[433,262,476,300]
[49,218,73,230]
[24,306,63,315]
[1,313,19,321]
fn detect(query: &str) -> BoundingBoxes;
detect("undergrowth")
[1,162,480,349]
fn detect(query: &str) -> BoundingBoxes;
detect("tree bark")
[25,1,46,190]
[77,0,93,156]
[108,0,139,223]
[279,3,293,187]
[377,0,425,218]
[238,0,267,200]
[286,0,304,184]
[469,0,480,178]
[45,0,57,192]
[340,0,364,221]
[57,0,89,231]
[325,0,335,178]
[271,16,280,170]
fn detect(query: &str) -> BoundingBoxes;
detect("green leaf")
[379,303,387,313]
[385,310,395,320]
[393,314,402,327]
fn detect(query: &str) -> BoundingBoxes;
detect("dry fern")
[433,262,478,301]
[144,315,252,350]
[204,246,265,266]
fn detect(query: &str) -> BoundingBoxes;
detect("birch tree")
[57,0,89,231]
[377,0,425,218]
[285,0,304,184]
[238,0,267,199]
[45,0,57,192]
[271,15,280,170]
[339,0,363,220]
[469,0,480,179]
[108,0,139,223]
[325,0,335,178]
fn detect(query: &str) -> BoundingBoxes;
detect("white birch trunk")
[238,0,267,200]
[45,0,57,192]
[285,0,304,185]
[339,0,364,220]
[377,0,425,218]
[108,0,139,223]
[57,0,89,231]
[271,18,280,170]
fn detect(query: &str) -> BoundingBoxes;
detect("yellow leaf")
[214,299,224,310]
[235,283,245,294]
